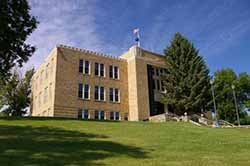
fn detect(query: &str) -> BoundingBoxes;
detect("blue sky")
[26,0,250,74]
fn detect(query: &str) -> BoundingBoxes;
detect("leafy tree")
[0,68,34,116]
[213,69,250,123]
[0,0,38,84]
[162,33,211,115]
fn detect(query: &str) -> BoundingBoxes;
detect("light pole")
[232,84,240,127]
[210,79,218,125]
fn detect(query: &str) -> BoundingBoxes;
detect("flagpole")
[137,31,140,47]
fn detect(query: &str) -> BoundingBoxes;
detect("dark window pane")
[161,81,164,91]
[95,110,99,119]
[100,111,105,120]
[157,80,160,90]
[115,112,119,120]
[78,83,83,98]
[160,69,163,75]
[100,87,104,101]
[84,110,88,119]
[79,60,83,73]
[95,63,99,75]
[110,112,114,120]
[153,80,155,90]
[95,86,99,100]
[100,64,104,76]
[109,66,113,78]
[115,89,119,102]
[156,69,160,76]
[84,84,89,99]
[114,66,118,79]
[77,109,82,119]
[109,88,113,101]
[85,61,89,74]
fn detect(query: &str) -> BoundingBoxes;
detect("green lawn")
[0,117,250,166]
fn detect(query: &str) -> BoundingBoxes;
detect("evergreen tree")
[162,33,211,115]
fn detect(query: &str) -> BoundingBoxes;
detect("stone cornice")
[57,44,126,61]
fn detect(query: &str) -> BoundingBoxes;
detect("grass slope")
[0,117,250,166]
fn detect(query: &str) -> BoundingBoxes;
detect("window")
[115,112,120,120]
[45,63,49,79]
[38,92,42,107]
[109,66,113,78]
[51,58,54,75]
[109,65,119,79]
[156,69,160,76]
[161,80,165,91]
[44,87,48,103]
[78,83,90,99]
[100,63,104,76]
[84,84,90,99]
[36,76,39,87]
[78,83,83,98]
[95,63,99,75]
[85,61,90,74]
[79,59,90,74]
[79,60,83,73]
[100,87,105,100]
[110,111,114,120]
[40,71,43,84]
[157,80,160,91]
[78,109,89,119]
[115,89,119,102]
[95,86,99,100]
[153,80,156,90]
[49,83,52,100]
[109,88,113,101]
[95,63,105,77]
[109,88,120,102]
[95,86,105,101]
[110,111,120,120]
[95,110,105,120]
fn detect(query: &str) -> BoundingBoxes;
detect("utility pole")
[210,79,218,126]
[232,84,240,127]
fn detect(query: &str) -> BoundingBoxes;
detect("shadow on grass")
[0,125,148,165]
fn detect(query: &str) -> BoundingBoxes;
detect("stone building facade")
[31,45,167,121]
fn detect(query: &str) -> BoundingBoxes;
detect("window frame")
[109,88,120,103]
[95,63,105,77]
[95,86,105,101]
[110,111,120,120]
[109,65,119,80]
[79,59,90,75]
[78,83,90,100]
[95,110,105,120]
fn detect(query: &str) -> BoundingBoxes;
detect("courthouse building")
[31,45,168,121]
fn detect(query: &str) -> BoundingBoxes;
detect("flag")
[133,28,139,34]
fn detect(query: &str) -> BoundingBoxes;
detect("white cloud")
[25,0,104,70]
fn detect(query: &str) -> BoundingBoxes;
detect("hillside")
[0,117,249,166]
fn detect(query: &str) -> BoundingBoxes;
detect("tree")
[213,69,250,123]
[0,68,34,116]
[0,0,38,84]
[162,33,211,115]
